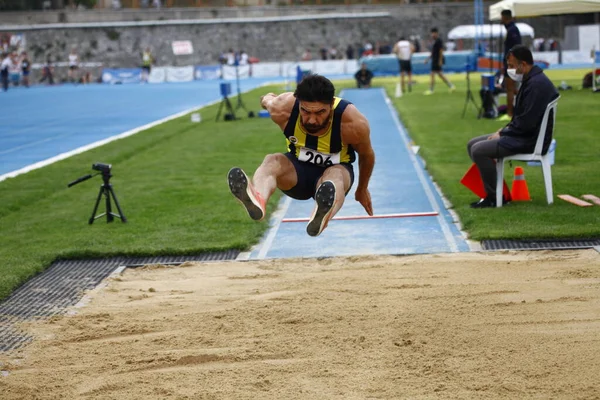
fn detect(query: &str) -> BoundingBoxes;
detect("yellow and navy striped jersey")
[283,97,356,166]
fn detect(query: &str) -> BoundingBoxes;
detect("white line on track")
[256,196,293,260]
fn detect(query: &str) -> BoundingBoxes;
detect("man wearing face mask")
[467,45,558,208]
[228,74,375,237]
[500,9,522,121]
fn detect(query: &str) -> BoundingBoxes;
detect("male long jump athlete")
[228,74,375,237]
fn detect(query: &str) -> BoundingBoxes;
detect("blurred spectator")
[226,49,235,65]
[411,35,421,53]
[319,47,328,60]
[301,49,312,61]
[346,44,355,60]
[378,42,393,55]
[0,35,9,53]
[68,48,79,83]
[79,71,92,84]
[141,47,154,83]
[9,52,20,87]
[354,62,374,88]
[533,38,544,51]
[329,47,338,60]
[362,42,374,57]
[1,52,11,91]
[20,51,30,88]
[152,0,161,8]
[446,39,456,52]
[39,56,54,85]
[239,50,249,66]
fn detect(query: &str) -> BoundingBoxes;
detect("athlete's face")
[299,101,333,134]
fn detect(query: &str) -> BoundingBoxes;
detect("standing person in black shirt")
[345,44,355,60]
[39,56,54,85]
[20,51,30,88]
[500,9,522,121]
[424,28,455,95]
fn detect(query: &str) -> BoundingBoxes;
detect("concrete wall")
[2,4,595,68]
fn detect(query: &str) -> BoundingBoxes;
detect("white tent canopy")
[490,0,600,21]
[448,23,535,39]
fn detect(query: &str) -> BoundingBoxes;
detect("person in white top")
[239,50,249,66]
[392,37,415,93]
[68,48,79,83]
[226,49,235,66]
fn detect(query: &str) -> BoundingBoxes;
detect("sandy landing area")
[1,249,600,399]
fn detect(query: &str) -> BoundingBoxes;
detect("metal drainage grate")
[482,239,600,251]
[0,251,239,353]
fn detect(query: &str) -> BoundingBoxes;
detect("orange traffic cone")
[511,166,531,201]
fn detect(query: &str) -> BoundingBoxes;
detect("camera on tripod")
[92,163,111,174]
[68,163,127,225]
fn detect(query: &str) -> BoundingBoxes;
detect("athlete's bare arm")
[340,105,375,216]
[260,92,296,131]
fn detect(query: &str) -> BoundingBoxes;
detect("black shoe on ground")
[470,196,510,208]
[470,197,496,208]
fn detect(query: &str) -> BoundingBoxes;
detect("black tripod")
[234,64,248,113]
[215,79,237,122]
[89,171,127,224]
[68,163,127,225]
[215,92,236,122]
[462,69,481,119]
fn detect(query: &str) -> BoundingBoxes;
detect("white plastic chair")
[495,95,560,208]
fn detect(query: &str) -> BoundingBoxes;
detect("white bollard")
[395,82,403,98]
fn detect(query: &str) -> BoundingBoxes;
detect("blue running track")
[0,78,283,177]
[247,88,470,259]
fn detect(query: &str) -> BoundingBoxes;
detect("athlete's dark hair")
[294,74,335,103]
[508,45,533,65]
[430,27,438,33]
[501,9,513,18]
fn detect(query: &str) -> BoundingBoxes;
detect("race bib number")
[298,147,340,166]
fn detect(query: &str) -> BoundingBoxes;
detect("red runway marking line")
[282,212,439,223]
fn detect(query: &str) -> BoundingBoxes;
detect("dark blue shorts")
[282,152,354,200]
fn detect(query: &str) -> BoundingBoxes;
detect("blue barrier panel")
[359,51,478,76]
[194,65,221,80]
[595,51,600,64]
[101,68,142,84]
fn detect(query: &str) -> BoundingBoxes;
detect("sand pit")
[1,249,600,399]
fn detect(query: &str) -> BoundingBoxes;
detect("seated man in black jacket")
[355,63,374,88]
[466,45,559,208]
